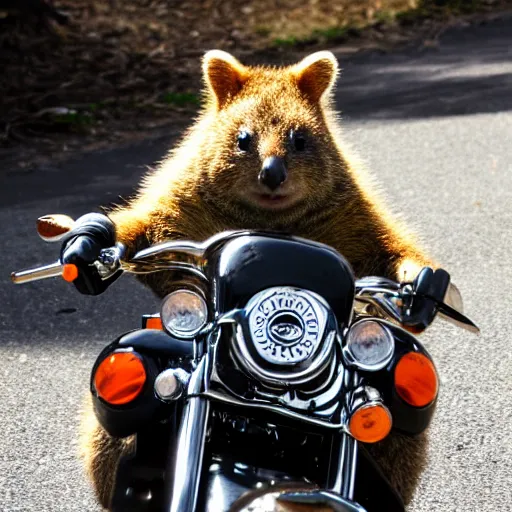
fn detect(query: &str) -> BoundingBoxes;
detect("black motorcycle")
[12,222,478,512]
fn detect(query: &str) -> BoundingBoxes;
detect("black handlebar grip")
[60,213,116,254]
[61,213,120,295]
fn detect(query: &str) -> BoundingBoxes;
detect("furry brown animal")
[81,49,436,509]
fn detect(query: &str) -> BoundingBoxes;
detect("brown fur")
[79,395,135,509]
[82,50,437,508]
[366,430,429,506]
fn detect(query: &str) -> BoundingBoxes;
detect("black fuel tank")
[205,233,355,327]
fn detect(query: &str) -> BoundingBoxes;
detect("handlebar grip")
[11,262,78,285]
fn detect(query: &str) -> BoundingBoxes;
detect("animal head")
[188,50,351,228]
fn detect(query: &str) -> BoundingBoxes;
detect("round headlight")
[161,290,208,339]
[344,320,394,371]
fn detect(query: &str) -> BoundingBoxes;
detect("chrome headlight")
[160,290,208,339]
[343,320,394,371]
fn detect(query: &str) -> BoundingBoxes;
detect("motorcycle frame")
[158,325,365,512]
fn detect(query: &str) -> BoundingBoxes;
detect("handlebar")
[11,244,124,286]
[11,262,79,284]
[12,248,407,294]
[10,239,479,334]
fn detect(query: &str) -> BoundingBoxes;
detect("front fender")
[91,329,194,438]
[358,322,438,435]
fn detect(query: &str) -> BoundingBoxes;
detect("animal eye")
[291,131,306,151]
[237,131,251,152]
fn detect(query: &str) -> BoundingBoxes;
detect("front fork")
[164,356,210,512]
[163,400,360,512]
[165,396,210,512]
[328,432,359,500]
[327,369,360,500]
[163,361,362,512]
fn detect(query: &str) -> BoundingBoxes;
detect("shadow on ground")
[337,14,512,120]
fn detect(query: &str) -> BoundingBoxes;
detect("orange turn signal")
[145,317,163,330]
[394,352,438,407]
[62,263,79,282]
[349,403,392,443]
[94,351,146,405]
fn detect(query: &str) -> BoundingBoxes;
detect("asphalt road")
[1,14,511,512]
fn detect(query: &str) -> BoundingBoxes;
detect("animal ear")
[292,51,338,103]
[203,50,247,109]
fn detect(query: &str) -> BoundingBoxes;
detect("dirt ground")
[1,0,510,167]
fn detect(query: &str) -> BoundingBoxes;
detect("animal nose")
[259,156,287,191]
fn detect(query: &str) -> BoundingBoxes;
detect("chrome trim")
[348,385,385,414]
[226,287,337,388]
[199,389,346,430]
[356,287,402,297]
[354,295,403,324]
[187,355,208,395]
[271,356,345,413]
[131,230,249,265]
[166,356,210,512]
[94,244,124,278]
[329,434,358,500]
[353,278,405,326]
[245,287,330,366]
[233,326,336,388]
[121,261,209,283]
[105,233,247,282]
[209,325,346,415]
[355,276,400,291]
[11,261,64,284]
[347,437,358,500]
[327,371,361,501]
[277,490,367,512]
[166,396,210,512]
[154,368,190,402]
[205,460,304,512]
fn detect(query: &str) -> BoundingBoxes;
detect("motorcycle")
[12,217,479,512]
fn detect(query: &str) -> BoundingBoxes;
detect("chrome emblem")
[247,288,328,365]
[269,314,304,344]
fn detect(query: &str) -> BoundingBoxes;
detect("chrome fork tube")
[165,396,210,512]
[328,433,358,500]
[165,356,210,512]
[327,369,360,500]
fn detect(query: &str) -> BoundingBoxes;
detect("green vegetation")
[312,26,361,41]
[272,35,305,47]
[161,92,200,107]
[53,110,94,127]
[272,25,361,48]
[373,9,398,24]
